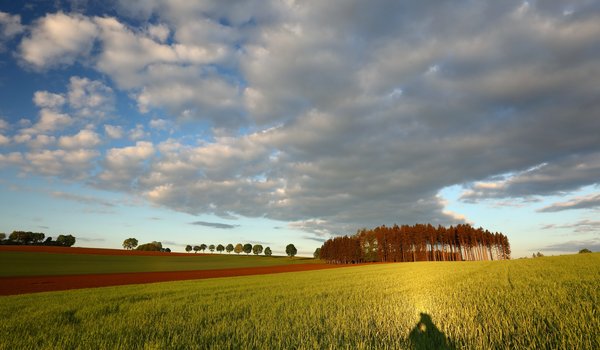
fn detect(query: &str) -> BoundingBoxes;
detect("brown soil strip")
[0,264,348,296]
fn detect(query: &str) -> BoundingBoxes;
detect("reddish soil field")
[0,245,205,256]
[0,264,345,296]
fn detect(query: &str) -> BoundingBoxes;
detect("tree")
[243,243,252,255]
[0,233,5,241]
[193,245,201,253]
[313,247,321,259]
[286,244,297,257]
[252,244,263,255]
[185,245,193,253]
[578,248,592,254]
[200,244,207,252]
[137,241,162,251]
[56,234,76,247]
[123,238,139,250]
[209,244,215,253]
[234,243,243,254]
[226,243,234,254]
[217,244,225,253]
[264,247,272,256]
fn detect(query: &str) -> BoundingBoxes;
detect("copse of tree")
[252,244,263,255]
[56,234,76,247]
[234,243,243,254]
[314,247,321,259]
[0,233,6,241]
[286,244,297,257]
[185,245,193,253]
[200,244,207,253]
[9,231,45,245]
[226,243,234,253]
[320,223,510,264]
[217,244,225,253]
[193,245,200,253]
[137,241,162,251]
[243,243,252,255]
[209,244,215,253]
[264,247,272,256]
[578,248,592,254]
[123,238,138,250]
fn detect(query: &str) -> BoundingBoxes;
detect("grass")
[0,253,598,349]
[0,251,318,277]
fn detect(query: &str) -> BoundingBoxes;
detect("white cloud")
[0,134,10,146]
[0,119,9,130]
[58,129,101,149]
[22,109,73,134]
[33,91,66,109]
[67,76,114,118]
[19,12,98,69]
[149,118,170,130]
[97,141,155,189]
[104,124,123,139]
[128,124,148,140]
[23,148,99,179]
[0,11,24,51]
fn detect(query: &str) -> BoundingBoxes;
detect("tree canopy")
[252,244,263,255]
[234,243,243,254]
[264,247,272,256]
[123,238,138,250]
[243,243,252,255]
[286,244,297,257]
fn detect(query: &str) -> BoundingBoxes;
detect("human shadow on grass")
[409,313,456,350]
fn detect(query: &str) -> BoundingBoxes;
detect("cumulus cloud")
[67,76,114,119]
[5,1,600,241]
[23,148,99,179]
[103,124,123,139]
[19,12,98,69]
[33,91,66,109]
[0,12,24,50]
[97,141,154,189]
[58,129,101,149]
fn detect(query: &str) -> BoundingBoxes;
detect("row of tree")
[0,231,76,247]
[184,243,276,256]
[319,224,510,264]
[123,238,298,257]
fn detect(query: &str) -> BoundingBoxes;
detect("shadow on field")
[409,313,455,350]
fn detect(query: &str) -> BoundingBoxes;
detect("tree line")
[123,238,298,257]
[0,231,76,247]
[319,223,510,264]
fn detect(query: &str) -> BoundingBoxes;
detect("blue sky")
[1,1,599,257]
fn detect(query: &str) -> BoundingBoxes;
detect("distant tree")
[200,244,207,252]
[252,244,263,255]
[234,243,243,254]
[226,243,234,254]
[286,244,297,257]
[56,234,76,247]
[533,252,544,258]
[0,233,5,241]
[10,231,44,245]
[578,248,592,254]
[137,241,162,251]
[161,248,171,253]
[193,245,201,253]
[217,244,225,253]
[243,243,252,255]
[209,244,215,253]
[185,245,193,253]
[123,238,139,250]
[313,247,321,259]
[264,247,272,256]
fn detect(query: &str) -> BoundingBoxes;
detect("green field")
[0,252,318,277]
[0,253,598,349]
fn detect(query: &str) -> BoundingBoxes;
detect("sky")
[0,0,599,257]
